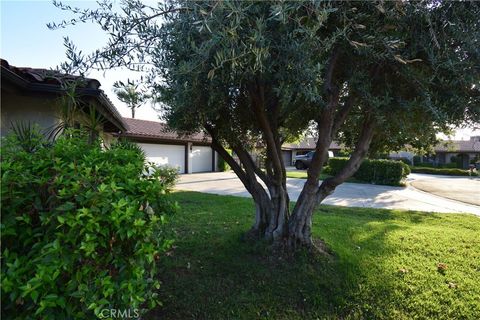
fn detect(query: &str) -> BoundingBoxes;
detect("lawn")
[149,192,480,319]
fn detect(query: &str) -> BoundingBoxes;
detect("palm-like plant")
[113,79,148,118]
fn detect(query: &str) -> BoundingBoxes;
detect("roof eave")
[1,65,126,133]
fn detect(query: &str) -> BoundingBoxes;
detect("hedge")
[328,158,410,186]
[217,150,232,172]
[410,167,478,176]
[1,129,177,319]
[412,162,460,169]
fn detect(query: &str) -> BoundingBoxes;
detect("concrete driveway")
[408,173,480,206]
[177,172,480,216]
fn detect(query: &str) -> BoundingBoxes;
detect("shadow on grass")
[146,192,479,320]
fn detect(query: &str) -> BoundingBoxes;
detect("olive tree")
[50,0,479,251]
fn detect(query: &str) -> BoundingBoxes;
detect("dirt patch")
[411,178,480,206]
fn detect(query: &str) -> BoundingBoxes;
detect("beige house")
[1,59,219,173]
[1,59,126,141]
[121,117,217,173]
[423,137,480,168]
[389,137,480,168]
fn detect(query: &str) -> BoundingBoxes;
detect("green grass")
[149,192,480,319]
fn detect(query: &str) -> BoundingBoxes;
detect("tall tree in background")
[51,0,479,252]
[113,79,148,118]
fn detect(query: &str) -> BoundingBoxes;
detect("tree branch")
[331,94,355,137]
[248,83,284,184]
[316,113,376,202]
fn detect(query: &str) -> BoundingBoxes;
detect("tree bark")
[287,115,376,249]
[203,48,375,254]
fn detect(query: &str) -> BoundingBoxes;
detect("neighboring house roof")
[434,138,480,153]
[282,137,342,150]
[1,59,126,132]
[122,117,212,143]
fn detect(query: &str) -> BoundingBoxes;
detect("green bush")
[401,162,411,176]
[328,157,409,186]
[412,155,422,166]
[217,149,232,172]
[322,165,332,175]
[1,130,176,319]
[442,162,459,169]
[149,164,180,189]
[410,167,477,176]
[392,157,412,166]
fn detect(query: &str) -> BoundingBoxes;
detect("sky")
[1,0,160,120]
[1,0,479,140]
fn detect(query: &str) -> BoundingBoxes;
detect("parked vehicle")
[294,151,333,169]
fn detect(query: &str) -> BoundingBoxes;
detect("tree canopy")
[51,0,480,250]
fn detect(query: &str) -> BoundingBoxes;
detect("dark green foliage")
[329,158,409,186]
[443,162,460,169]
[217,149,232,172]
[110,138,147,161]
[394,157,412,166]
[217,156,230,172]
[413,155,422,166]
[9,121,47,153]
[151,165,180,190]
[413,162,462,169]
[1,130,176,319]
[410,167,477,176]
[49,0,480,248]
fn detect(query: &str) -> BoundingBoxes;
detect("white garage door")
[191,146,213,173]
[138,143,185,173]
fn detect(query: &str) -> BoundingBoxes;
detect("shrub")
[401,158,412,166]
[470,155,479,165]
[322,165,332,175]
[401,162,411,176]
[442,162,459,169]
[1,130,176,319]
[149,164,179,190]
[413,155,422,166]
[416,162,435,168]
[410,167,477,176]
[328,157,409,186]
[217,150,232,172]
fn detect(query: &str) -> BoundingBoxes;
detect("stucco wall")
[1,91,59,137]
[1,92,117,147]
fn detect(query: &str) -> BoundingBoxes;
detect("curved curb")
[406,181,480,213]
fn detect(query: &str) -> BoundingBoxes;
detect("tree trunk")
[131,108,135,118]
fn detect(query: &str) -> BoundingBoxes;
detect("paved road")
[177,172,480,216]
[408,173,480,206]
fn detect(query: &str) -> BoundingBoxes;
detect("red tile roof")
[1,58,101,89]
[122,118,211,143]
[1,58,125,132]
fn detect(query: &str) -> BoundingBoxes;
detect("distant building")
[1,59,126,144]
[390,136,480,168]
[423,136,480,168]
[281,138,342,166]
